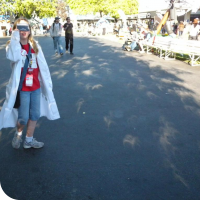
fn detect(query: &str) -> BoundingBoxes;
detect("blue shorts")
[131,41,137,51]
[18,88,41,125]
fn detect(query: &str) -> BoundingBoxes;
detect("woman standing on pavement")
[0,17,60,149]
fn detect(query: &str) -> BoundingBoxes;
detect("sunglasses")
[17,25,30,31]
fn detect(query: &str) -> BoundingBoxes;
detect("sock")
[16,131,22,136]
[26,136,33,143]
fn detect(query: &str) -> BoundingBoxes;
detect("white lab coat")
[0,31,60,130]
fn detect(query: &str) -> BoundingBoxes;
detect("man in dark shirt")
[63,17,74,55]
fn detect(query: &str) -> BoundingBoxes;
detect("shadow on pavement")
[0,36,200,200]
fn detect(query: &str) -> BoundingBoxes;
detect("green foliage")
[66,0,87,15]
[0,0,138,20]
[67,0,138,19]
[0,0,15,14]
[56,0,68,21]
[109,0,138,18]
[13,0,57,19]
[0,0,58,19]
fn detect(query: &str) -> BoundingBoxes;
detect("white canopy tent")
[139,0,200,14]
[139,0,200,20]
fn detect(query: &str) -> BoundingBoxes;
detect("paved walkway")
[0,35,200,200]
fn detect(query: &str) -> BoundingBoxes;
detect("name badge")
[25,74,33,87]
[21,49,27,56]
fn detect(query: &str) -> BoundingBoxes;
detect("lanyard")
[29,54,32,68]
[18,43,31,91]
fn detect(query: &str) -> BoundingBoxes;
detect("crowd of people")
[123,26,154,53]
[161,18,200,40]
[0,15,200,149]
[122,18,200,53]
[77,21,115,36]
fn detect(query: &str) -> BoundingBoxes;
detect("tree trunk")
[100,11,102,17]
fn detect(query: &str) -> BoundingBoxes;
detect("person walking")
[63,17,74,55]
[177,21,185,36]
[161,25,166,35]
[189,18,200,40]
[39,23,43,35]
[0,17,60,149]
[9,26,12,36]
[50,17,64,55]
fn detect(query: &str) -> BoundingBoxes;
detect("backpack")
[53,23,61,32]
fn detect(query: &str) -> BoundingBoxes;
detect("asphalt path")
[0,35,200,200]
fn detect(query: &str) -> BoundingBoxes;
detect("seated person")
[137,29,153,53]
[130,27,149,52]
[129,29,139,51]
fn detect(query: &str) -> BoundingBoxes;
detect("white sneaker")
[12,134,22,149]
[23,138,44,149]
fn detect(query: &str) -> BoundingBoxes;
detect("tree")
[56,0,68,21]
[0,0,58,19]
[67,0,108,17]
[0,0,15,14]
[13,0,57,19]
[67,0,138,18]
[108,0,138,18]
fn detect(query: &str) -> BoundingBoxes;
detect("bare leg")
[23,119,44,148]
[26,119,37,137]
[17,122,25,132]
[138,42,144,51]
[12,122,24,149]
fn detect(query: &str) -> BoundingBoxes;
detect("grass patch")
[148,48,200,65]
[176,53,200,65]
